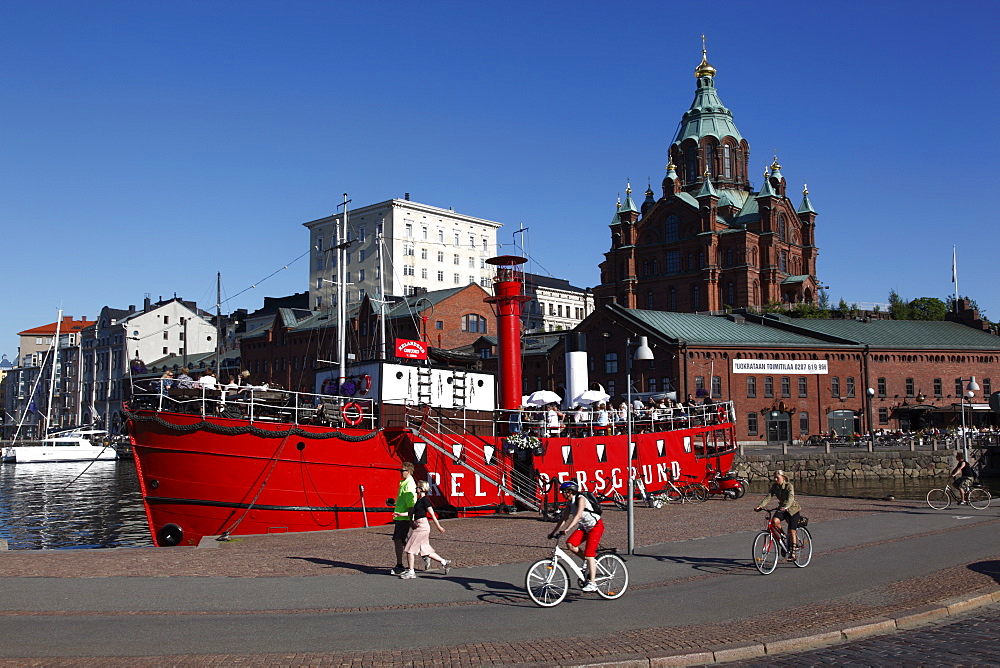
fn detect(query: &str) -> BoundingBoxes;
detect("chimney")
[404,193,410,201]
[144,296,151,311]
[128,305,135,312]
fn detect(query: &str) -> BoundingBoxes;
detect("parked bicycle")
[651,475,708,504]
[752,508,813,574]
[926,481,991,510]
[525,537,629,607]
[591,476,628,510]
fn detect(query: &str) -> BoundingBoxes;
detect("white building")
[81,297,216,432]
[522,273,594,333]
[303,196,503,310]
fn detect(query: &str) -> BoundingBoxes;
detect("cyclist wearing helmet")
[548,480,604,591]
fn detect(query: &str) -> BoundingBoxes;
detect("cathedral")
[594,47,819,313]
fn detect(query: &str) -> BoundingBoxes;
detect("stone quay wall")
[732,451,956,483]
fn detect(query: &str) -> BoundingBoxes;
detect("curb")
[575,588,1000,667]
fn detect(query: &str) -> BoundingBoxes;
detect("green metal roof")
[697,175,718,198]
[780,275,811,285]
[673,75,744,146]
[619,189,639,214]
[618,307,845,347]
[798,190,816,214]
[764,316,1000,351]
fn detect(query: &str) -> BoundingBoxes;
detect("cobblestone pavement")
[0,494,887,577]
[731,601,1000,667]
[2,495,999,667]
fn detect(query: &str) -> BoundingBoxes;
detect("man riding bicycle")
[548,480,604,592]
[754,470,802,562]
[951,452,975,505]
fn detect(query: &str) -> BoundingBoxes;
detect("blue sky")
[2,0,998,359]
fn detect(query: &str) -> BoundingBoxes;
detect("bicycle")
[650,476,708,505]
[591,477,628,511]
[751,508,813,574]
[926,480,991,510]
[525,537,629,607]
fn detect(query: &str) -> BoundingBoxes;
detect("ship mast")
[484,255,530,411]
[45,309,63,434]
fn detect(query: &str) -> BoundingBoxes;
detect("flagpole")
[952,246,959,313]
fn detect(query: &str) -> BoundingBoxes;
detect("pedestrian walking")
[389,462,416,575]
[399,480,451,579]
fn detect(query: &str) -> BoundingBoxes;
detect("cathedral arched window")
[688,253,695,271]
[642,259,649,277]
[753,281,760,306]
[669,287,677,311]
[686,148,699,183]
[724,249,733,267]
[651,259,659,274]
[778,214,787,242]
[723,144,732,179]
[780,251,788,273]
[705,144,715,177]
[647,291,655,309]
[664,215,679,242]
[698,252,704,268]
[692,285,701,311]
[727,282,736,306]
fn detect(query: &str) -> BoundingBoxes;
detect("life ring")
[342,401,364,426]
[359,374,372,395]
[717,405,727,423]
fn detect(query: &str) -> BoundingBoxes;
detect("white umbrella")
[526,390,562,406]
[575,390,610,406]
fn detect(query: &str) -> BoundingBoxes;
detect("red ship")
[126,256,737,547]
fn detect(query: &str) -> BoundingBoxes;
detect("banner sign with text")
[732,359,828,374]
[395,338,428,360]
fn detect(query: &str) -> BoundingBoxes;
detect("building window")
[454,233,460,247]
[668,288,677,311]
[405,223,412,238]
[711,376,722,398]
[878,407,889,424]
[747,376,757,398]
[692,285,701,310]
[799,411,809,434]
[461,314,487,333]
[454,273,460,284]
[421,248,428,260]
[695,376,705,393]
[403,265,415,276]
[359,250,365,262]
[764,376,774,398]
[831,377,840,397]
[798,377,808,397]
[435,320,443,330]
[665,250,680,273]
[846,377,856,398]
[933,378,942,396]
[359,269,365,282]
[437,271,444,281]
[454,254,460,265]
[781,376,790,398]
[726,282,735,306]
[648,378,657,392]
[403,243,414,256]
[906,378,914,397]
[878,377,887,396]
[421,268,428,279]
[469,257,475,268]
[983,378,992,396]
[437,251,444,262]
[605,353,618,374]
[748,413,758,436]
[954,378,962,396]
[646,291,655,309]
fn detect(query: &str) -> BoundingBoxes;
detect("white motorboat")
[3,430,117,463]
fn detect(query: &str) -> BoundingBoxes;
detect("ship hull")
[128,409,736,547]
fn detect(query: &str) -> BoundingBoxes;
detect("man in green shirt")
[390,462,416,575]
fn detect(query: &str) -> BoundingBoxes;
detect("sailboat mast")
[45,309,63,434]
[215,272,222,375]
[377,221,387,360]
[338,193,349,387]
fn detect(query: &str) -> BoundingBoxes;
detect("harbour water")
[0,460,151,550]
[1,461,997,550]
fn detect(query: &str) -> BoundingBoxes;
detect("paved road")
[2,500,999,665]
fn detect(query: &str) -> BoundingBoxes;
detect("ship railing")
[127,383,378,430]
[497,401,735,437]
[404,403,540,511]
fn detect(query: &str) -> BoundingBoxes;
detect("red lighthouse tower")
[484,255,531,412]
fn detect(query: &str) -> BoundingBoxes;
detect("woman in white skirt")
[399,480,451,579]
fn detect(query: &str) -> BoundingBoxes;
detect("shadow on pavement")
[968,560,1000,584]
[642,553,750,574]
[286,556,386,574]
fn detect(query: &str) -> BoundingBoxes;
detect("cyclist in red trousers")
[548,480,604,592]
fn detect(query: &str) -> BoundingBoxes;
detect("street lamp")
[959,376,981,461]
[626,335,653,555]
[866,387,875,444]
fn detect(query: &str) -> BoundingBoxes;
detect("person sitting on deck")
[572,405,590,437]
[175,368,194,389]
[198,369,217,389]
[594,403,610,435]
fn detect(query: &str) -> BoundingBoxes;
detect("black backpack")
[578,490,603,516]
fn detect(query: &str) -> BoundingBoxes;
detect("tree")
[888,290,910,320]
[817,288,831,310]
[908,297,947,321]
